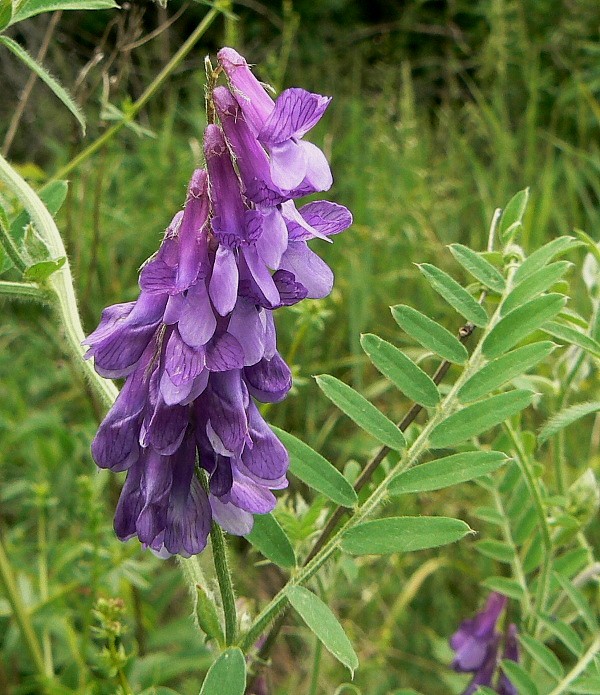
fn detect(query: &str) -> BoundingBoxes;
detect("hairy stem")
[210,522,237,645]
[547,634,600,695]
[50,7,220,182]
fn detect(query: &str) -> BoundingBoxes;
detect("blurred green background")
[1,1,599,692]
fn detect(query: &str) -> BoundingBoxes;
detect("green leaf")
[514,236,581,284]
[570,677,600,694]
[542,321,600,359]
[199,648,246,695]
[458,342,557,402]
[271,427,357,507]
[10,180,68,241]
[553,572,598,633]
[501,261,572,315]
[417,263,488,326]
[499,188,529,243]
[195,585,224,646]
[448,244,506,292]
[0,36,85,134]
[315,375,406,451]
[519,634,564,680]
[9,0,117,25]
[483,294,567,359]
[23,256,65,281]
[481,577,525,601]
[245,512,296,568]
[499,660,539,695]
[360,333,440,407]
[474,539,515,563]
[388,451,508,495]
[0,0,12,30]
[473,506,504,525]
[429,390,534,448]
[539,401,600,444]
[537,614,583,656]
[340,516,473,555]
[391,304,468,364]
[287,586,359,675]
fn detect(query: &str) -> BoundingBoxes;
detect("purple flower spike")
[451,592,507,672]
[496,624,519,695]
[86,47,351,556]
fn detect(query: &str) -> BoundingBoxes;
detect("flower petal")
[227,299,266,366]
[279,241,334,299]
[244,351,292,403]
[177,282,217,348]
[288,200,352,241]
[206,332,245,372]
[259,88,331,144]
[269,139,307,190]
[209,245,239,316]
[255,208,287,269]
[242,401,289,481]
[209,494,254,535]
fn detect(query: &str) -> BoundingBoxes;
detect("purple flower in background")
[84,46,351,556]
[497,624,520,695]
[449,593,524,695]
[451,592,506,672]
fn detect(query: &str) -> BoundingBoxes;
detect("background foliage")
[0,1,599,693]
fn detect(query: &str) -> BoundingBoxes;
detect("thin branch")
[2,11,63,157]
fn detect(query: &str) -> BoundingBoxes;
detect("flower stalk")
[210,522,237,645]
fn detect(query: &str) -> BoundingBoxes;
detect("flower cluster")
[450,592,520,695]
[84,47,351,557]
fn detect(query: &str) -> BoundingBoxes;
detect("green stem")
[0,153,118,409]
[490,486,532,617]
[50,7,220,183]
[0,533,47,681]
[504,421,553,638]
[308,637,322,695]
[0,279,47,300]
[37,506,54,677]
[547,633,600,695]
[210,522,237,645]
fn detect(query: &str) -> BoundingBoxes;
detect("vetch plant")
[0,7,599,694]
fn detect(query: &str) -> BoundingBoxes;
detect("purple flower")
[451,592,507,672]
[496,624,519,695]
[217,47,332,192]
[85,47,351,556]
[463,635,501,695]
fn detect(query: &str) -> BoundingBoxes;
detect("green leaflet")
[483,294,567,359]
[429,390,534,448]
[195,585,224,646]
[553,572,598,633]
[499,188,529,243]
[519,635,564,680]
[388,451,508,495]
[9,0,117,25]
[360,333,440,407]
[501,261,571,315]
[0,36,85,133]
[199,648,246,695]
[474,539,515,563]
[287,586,359,675]
[315,375,406,451]
[538,614,584,656]
[448,243,505,292]
[458,341,556,402]
[514,235,581,284]
[481,577,525,601]
[539,401,600,444]
[542,321,600,359]
[244,512,296,568]
[391,304,468,364]
[271,426,358,507]
[417,263,488,327]
[340,516,472,555]
[499,660,539,695]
